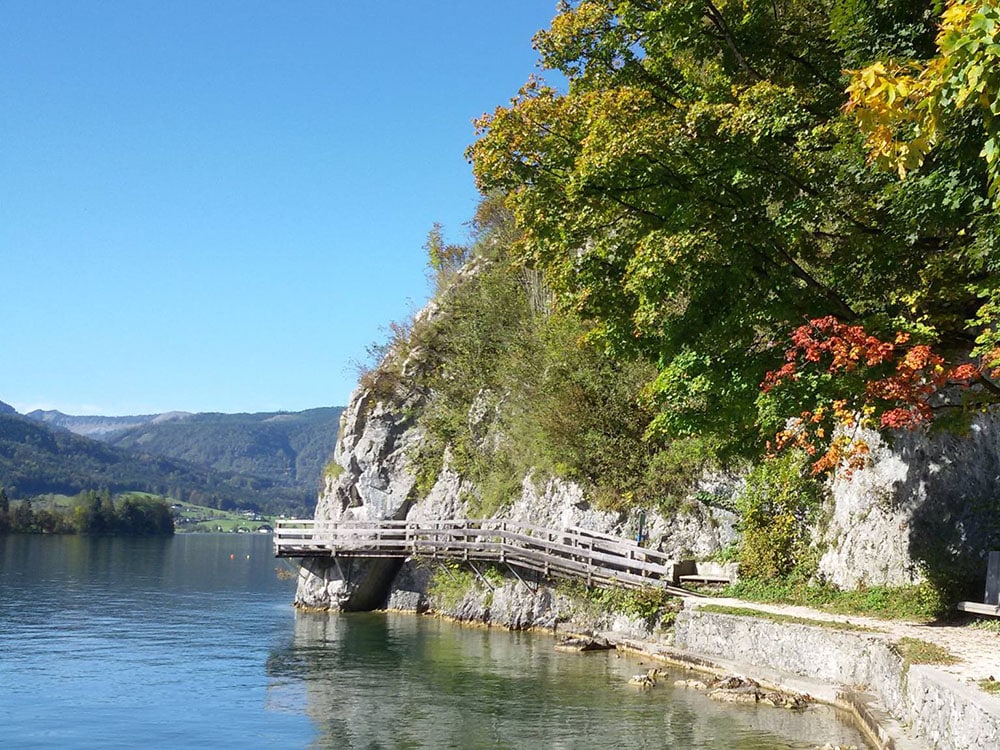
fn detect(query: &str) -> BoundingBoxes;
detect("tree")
[0,487,9,533]
[758,317,981,473]
[846,1,1000,194]
[845,0,1000,376]
[425,222,472,294]
[468,0,999,461]
[12,498,34,533]
[74,490,104,534]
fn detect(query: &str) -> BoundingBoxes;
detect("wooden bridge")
[274,518,702,597]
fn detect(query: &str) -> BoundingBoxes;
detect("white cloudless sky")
[1,1,561,415]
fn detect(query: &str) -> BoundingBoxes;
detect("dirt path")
[690,597,1000,686]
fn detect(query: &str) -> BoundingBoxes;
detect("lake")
[0,534,870,748]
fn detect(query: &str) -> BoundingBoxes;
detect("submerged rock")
[673,678,708,690]
[704,675,809,709]
[628,667,670,689]
[628,674,656,689]
[708,688,760,705]
[554,636,614,653]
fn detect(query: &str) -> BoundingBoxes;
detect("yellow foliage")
[845,1,1000,198]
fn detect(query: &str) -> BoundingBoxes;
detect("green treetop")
[469,0,1000,463]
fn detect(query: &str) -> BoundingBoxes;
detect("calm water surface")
[0,534,870,749]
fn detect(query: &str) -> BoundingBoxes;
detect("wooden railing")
[274,518,701,597]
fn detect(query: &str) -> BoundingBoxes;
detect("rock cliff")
[296,255,1000,615]
[818,414,1000,593]
[294,372,736,621]
[297,360,1000,615]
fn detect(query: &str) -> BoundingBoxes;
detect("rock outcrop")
[295,386,422,610]
[298,349,1000,614]
[817,413,1000,591]
[294,375,736,619]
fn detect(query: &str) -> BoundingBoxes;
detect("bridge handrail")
[274,517,675,565]
[273,516,698,596]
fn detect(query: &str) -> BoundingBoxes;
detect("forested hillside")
[0,411,313,515]
[358,0,1000,608]
[23,407,343,493]
[104,408,343,490]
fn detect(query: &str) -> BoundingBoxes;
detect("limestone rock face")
[817,412,1000,589]
[316,391,420,525]
[296,385,738,613]
[405,463,471,523]
[507,474,737,561]
[295,384,421,610]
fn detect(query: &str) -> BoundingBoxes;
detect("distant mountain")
[0,401,16,415]
[24,409,184,438]
[104,408,344,491]
[0,411,315,514]
[20,405,343,496]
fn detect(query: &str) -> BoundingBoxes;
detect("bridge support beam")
[504,562,537,594]
[467,561,495,592]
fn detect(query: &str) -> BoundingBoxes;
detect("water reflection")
[268,611,870,750]
[0,534,309,749]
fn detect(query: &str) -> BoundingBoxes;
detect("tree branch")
[703,0,763,82]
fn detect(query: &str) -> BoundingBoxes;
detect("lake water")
[0,534,870,749]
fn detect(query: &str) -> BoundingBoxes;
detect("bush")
[366,200,725,521]
[735,451,823,579]
[559,580,680,629]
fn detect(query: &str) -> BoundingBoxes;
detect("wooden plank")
[498,530,672,578]
[679,575,730,584]
[958,601,1000,617]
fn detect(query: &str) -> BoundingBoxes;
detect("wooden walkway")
[274,518,701,597]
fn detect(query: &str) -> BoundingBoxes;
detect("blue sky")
[1,1,560,416]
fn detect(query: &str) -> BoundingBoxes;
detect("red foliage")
[763,317,982,474]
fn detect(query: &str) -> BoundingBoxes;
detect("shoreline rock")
[554,635,614,653]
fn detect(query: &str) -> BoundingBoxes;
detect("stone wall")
[674,606,1000,750]
[904,667,1000,750]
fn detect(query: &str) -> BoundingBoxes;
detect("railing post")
[587,537,593,586]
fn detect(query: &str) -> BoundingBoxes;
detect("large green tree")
[469,0,998,460]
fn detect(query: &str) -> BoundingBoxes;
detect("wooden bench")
[678,574,731,584]
[957,601,1000,617]
[957,551,1000,617]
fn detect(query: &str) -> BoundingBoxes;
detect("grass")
[169,499,276,533]
[23,494,79,511]
[969,618,1000,634]
[698,604,877,633]
[722,576,946,622]
[978,678,1000,694]
[893,637,959,666]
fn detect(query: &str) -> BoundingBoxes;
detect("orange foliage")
[764,317,981,475]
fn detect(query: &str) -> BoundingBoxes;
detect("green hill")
[0,411,315,515]
[104,408,343,491]
[23,406,343,495]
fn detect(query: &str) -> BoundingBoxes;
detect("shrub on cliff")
[397,207,716,516]
[735,451,823,580]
